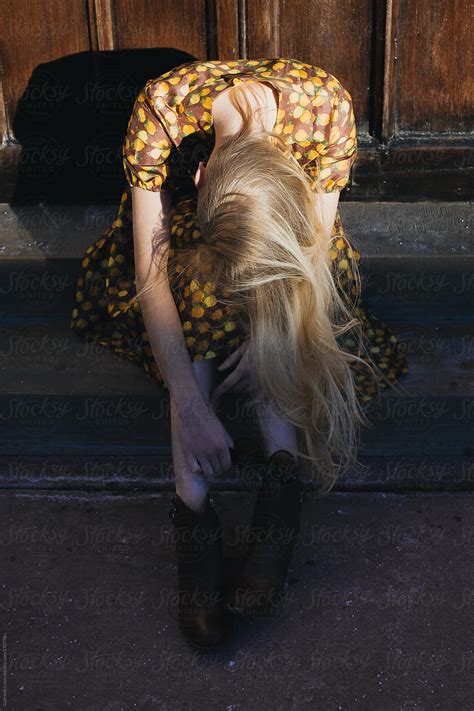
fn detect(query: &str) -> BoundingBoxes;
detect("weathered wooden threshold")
[349,134,474,201]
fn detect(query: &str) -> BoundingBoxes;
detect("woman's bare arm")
[314,191,340,240]
[131,186,205,404]
[131,185,234,478]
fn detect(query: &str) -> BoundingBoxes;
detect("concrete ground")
[2,489,473,710]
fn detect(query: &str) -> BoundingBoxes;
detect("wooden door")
[0,0,472,202]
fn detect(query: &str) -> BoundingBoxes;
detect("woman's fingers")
[211,370,246,403]
[211,342,255,406]
[188,456,202,476]
[210,381,225,404]
[197,455,215,480]
[231,378,250,394]
[217,448,233,475]
[212,365,258,403]
[217,342,245,371]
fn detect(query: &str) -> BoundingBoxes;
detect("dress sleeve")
[122,82,174,192]
[309,84,357,193]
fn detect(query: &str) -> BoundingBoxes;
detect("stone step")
[361,256,473,324]
[1,321,471,396]
[1,202,471,260]
[0,322,472,475]
[0,202,472,324]
[0,454,472,492]
[0,255,472,325]
[1,392,471,458]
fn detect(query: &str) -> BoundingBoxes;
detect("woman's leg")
[255,396,299,462]
[171,359,218,513]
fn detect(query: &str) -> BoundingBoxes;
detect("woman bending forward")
[71,58,409,648]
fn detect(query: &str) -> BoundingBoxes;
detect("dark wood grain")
[113,0,208,57]
[214,0,240,58]
[87,0,115,51]
[394,0,473,132]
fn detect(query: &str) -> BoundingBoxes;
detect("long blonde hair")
[137,79,387,492]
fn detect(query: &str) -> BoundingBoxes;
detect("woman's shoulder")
[274,58,352,99]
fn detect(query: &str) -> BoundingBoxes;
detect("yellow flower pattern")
[71,58,409,402]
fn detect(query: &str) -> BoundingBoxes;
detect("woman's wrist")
[170,393,214,427]
[170,391,211,411]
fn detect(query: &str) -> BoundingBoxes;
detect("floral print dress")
[70,57,409,403]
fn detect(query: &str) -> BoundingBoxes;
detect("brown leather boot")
[224,449,304,617]
[168,492,229,649]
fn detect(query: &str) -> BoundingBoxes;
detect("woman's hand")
[170,395,235,480]
[210,341,261,406]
